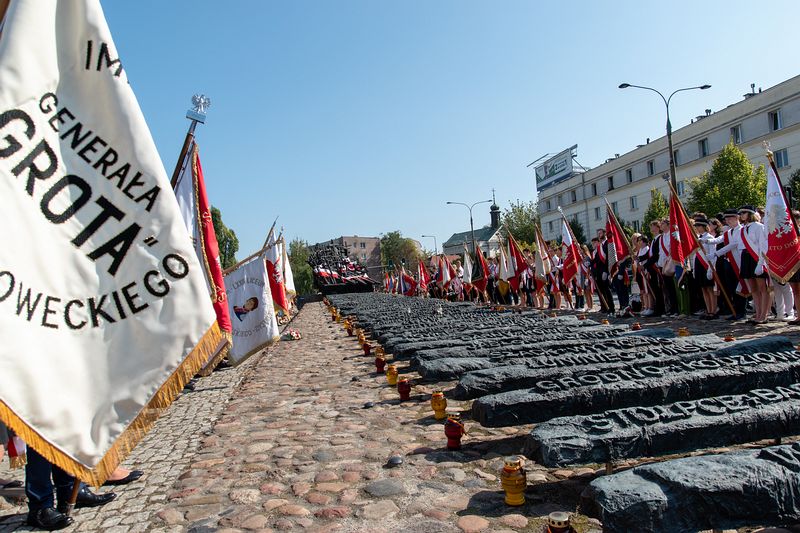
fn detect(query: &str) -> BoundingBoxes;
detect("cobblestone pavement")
[2,301,800,532]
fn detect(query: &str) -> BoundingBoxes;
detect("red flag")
[605,205,630,264]
[174,145,233,336]
[472,247,489,293]
[418,259,430,291]
[506,231,527,291]
[764,159,800,282]
[669,193,698,264]
[560,218,579,285]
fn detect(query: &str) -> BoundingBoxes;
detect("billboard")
[535,145,577,190]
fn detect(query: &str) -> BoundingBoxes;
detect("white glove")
[706,268,713,281]
[755,263,764,276]
[602,272,608,281]
[616,275,623,280]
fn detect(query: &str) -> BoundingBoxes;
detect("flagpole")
[222,241,275,276]
[261,216,280,249]
[667,180,736,316]
[170,95,210,189]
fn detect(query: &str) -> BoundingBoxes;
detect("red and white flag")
[418,259,430,292]
[265,231,289,313]
[282,237,296,297]
[561,218,579,285]
[174,144,232,372]
[534,227,552,280]
[399,267,418,297]
[764,158,800,282]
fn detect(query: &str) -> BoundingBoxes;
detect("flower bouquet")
[282,329,302,341]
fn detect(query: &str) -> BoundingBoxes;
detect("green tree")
[288,238,314,296]
[500,200,539,244]
[641,188,669,238]
[211,206,239,269]
[380,231,423,269]
[789,168,800,210]
[687,142,767,216]
[568,217,586,245]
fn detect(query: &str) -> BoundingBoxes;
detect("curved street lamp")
[421,234,438,255]
[446,199,492,255]
[618,82,711,189]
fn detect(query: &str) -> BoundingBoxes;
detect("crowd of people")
[419,204,795,325]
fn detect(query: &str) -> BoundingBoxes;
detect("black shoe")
[103,469,143,486]
[27,507,74,531]
[57,487,116,513]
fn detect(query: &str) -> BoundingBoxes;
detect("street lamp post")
[446,199,492,255]
[618,82,711,190]
[421,234,438,254]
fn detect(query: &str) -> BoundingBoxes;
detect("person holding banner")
[692,218,717,319]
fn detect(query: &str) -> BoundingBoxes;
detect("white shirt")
[657,232,671,268]
[742,221,767,262]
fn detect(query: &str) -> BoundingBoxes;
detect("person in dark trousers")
[25,447,116,530]
[591,232,614,314]
[641,220,664,316]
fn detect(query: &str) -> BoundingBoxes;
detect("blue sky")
[103,1,800,257]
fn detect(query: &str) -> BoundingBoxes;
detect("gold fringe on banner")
[0,322,224,487]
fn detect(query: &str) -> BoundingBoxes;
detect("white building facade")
[537,75,800,242]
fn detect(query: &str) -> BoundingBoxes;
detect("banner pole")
[170,95,210,189]
[63,478,82,517]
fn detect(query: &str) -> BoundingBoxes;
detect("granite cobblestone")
[4,302,800,531]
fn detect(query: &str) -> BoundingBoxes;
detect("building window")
[630,196,638,210]
[677,181,686,196]
[360,242,366,249]
[626,169,633,183]
[611,201,618,213]
[632,220,640,232]
[570,190,577,203]
[698,138,709,158]
[769,109,783,131]
[361,254,367,261]
[673,149,680,166]
[594,207,601,220]
[607,176,614,191]
[776,148,790,168]
[548,221,554,233]
[647,160,654,176]
[731,124,742,144]
[545,199,551,211]
[591,183,597,196]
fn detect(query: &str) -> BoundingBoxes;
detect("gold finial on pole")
[763,140,774,163]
